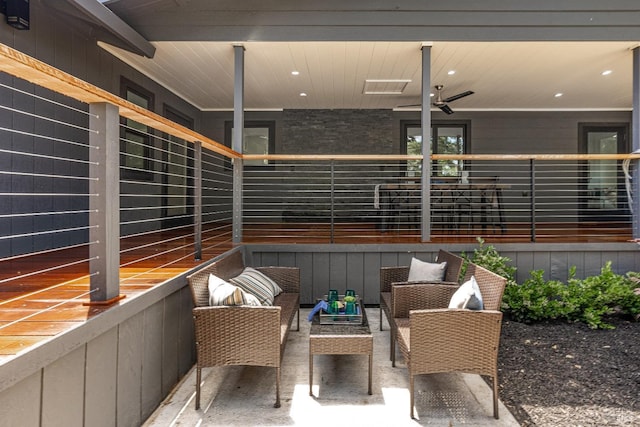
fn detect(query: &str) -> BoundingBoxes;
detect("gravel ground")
[497,318,640,426]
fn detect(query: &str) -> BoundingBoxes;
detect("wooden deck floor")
[0,222,632,361]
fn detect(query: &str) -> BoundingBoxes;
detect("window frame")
[401,120,470,177]
[120,78,155,181]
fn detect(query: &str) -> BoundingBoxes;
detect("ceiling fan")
[398,85,474,114]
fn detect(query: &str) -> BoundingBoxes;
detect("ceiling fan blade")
[438,104,454,114]
[442,90,474,103]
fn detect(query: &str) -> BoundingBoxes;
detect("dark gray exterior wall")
[0,2,203,256]
[204,109,632,155]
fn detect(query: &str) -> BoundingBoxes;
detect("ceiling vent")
[363,79,411,95]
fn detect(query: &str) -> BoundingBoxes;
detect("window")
[225,121,275,166]
[402,121,469,177]
[120,78,154,180]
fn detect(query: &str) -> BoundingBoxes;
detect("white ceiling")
[100,41,637,112]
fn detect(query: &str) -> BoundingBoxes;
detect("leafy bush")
[461,237,517,283]
[463,239,640,329]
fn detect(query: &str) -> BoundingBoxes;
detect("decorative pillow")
[229,267,283,306]
[407,257,447,282]
[208,273,261,306]
[448,276,484,310]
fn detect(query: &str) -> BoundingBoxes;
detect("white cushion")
[448,276,484,310]
[208,273,261,306]
[407,257,447,282]
[229,267,283,306]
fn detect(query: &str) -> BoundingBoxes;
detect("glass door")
[579,124,629,221]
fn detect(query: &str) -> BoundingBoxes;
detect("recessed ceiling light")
[554,93,563,98]
[601,70,612,76]
[291,70,300,76]
[447,70,456,75]
[299,92,307,97]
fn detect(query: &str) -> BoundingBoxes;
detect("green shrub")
[461,237,517,283]
[463,239,640,329]
[503,269,572,323]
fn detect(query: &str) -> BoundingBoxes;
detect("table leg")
[368,353,373,395]
[309,353,313,396]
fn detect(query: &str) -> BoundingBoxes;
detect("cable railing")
[241,154,637,243]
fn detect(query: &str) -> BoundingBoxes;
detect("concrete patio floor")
[143,308,519,427]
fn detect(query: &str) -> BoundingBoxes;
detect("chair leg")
[274,367,281,408]
[380,306,383,331]
[296,308,300,331]
[390,328,396,367]
[492,375,500,419]
[410,374,415,419]
[195,366,201,410]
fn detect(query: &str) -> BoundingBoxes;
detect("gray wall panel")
[0,371,41,427]
[85,328,118,427]
[329,252,348,291]
[346,252,365,300]
[162,291,181,396]
[178,286,196,375]
[117,312,144,427]
[363,252,382,305]
[141,301,165,421]
[42,346,85,427]
[297,252,315,304]
[312,252,331,299]
[247,243,640,304]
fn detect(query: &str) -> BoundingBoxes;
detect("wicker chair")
[187,250,300,409]
[393,262,507,419]
[380,250,463,361]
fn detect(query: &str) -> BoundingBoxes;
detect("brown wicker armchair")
[379,249,463,331]
[393,262,507,419]
[187,250,300,409]
[380,250,463,361]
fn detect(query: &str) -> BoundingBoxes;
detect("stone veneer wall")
[281,109,395,154]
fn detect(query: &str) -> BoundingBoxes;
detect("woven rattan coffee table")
[309,302,373,396]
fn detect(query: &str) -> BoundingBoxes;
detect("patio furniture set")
[187,248,507,419]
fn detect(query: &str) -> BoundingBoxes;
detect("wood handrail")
[0,43,239,159]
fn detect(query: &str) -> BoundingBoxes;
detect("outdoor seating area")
[179,247,509,422]
[143,307,519,426]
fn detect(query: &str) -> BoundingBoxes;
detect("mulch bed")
[497,317,640,426]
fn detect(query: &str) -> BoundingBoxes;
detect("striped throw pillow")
[208,274,261,306]
[229,267,283,306]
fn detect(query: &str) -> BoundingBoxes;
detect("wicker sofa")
[187,249,300,409]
